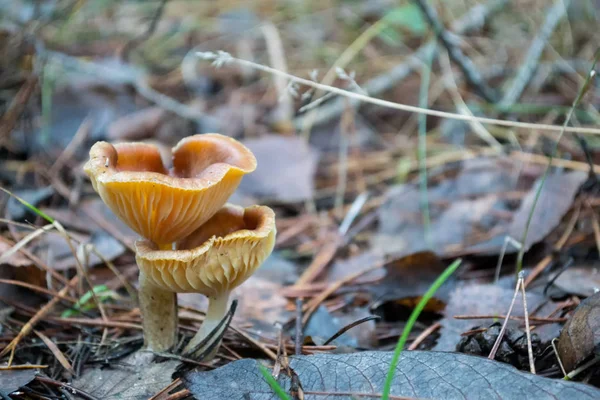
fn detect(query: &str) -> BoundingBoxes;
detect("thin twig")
[439,49,501,149]
[414,0,497,102]
[302,263,385,325]
[295,298,303,356]
[520,273,536,374]
[322,315,380,346]
[0,364,47,370]
[35,376,100,400]
[262,22,293,127]
[499,0,571,109]
[488,274,522,360]
[0,75,38,143]
[121,0,170,61]
[453,315,566,323]
[408,322,441,350]
[34,329,74,374]
[197,51,600,136]
[0,276,79,365]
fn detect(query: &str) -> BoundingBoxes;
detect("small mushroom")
[136,204,276,358]
[83,133,257,248]
[83,134,258,353]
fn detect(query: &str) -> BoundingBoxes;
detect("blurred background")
[2,0,600,396]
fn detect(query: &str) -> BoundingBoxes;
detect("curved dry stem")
[138,271,177,352]
[183,292,230,360]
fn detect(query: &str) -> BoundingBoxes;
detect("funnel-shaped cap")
[135,204,276,297]
[83,134,257,246]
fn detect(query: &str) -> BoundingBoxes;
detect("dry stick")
[488,273,523,360]
[0,278,78,303]
[0,223,55,264]
[149,378,183,400]
[439,49,501,150]
[229,325,278,361]
[499,0,571,109]
[295,298,303,356]
[33,329,74,373]
[408,322,441,350]
[49,117,91,175]
[0,275,79,365]
[49,316,141,330]
[524,202,581,288]
[120,0,170,61]
[262,22,294,126]
[199,51,600,136]
[511,150,600,174]
[10,246,69,286]
[0,364,47,370]
[165,391,191,400]
[0,74,38,142]
[414,0,497,102]
[53,221,110,344]
[293,0,508,130]
[294,234,341,286]
[453,315,566,323]
[300,18,389,138]
[295,193,370,286]
[88,244,137,300]
[35,376,100,400]
[520,276,536,374]
[322,316,380,346]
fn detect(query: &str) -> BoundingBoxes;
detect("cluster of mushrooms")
[83,133,276,360]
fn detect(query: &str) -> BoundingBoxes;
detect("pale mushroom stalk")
[135,204,276,361]
[182,291,231,358]
[138,271,178,352]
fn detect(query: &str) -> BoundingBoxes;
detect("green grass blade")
[0,187,55,223]
[382,258,462,400]
[515,51,599,278]
[418,38,435,248]
[258,364,292,400]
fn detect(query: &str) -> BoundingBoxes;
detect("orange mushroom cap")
[135,204,276,298]
[83,134,257,246]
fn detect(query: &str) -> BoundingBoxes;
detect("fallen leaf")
[182,351,600,399]
[557,291,600,372]
[369,251,455,316]
[0,368,37,396]
[468,170,587,254]
[508,170,586,251]
[238,135,319,203]
[372,157,516,257]
[553,266,600,297]
[373,158,586,258]
[326,250,385,283]
[71,359,179,399]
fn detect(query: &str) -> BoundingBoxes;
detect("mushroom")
[83,133,257,248]
[83,134,258,352]
[136,204,276,358]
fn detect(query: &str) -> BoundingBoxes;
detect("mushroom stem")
[138,271,177,352]
[183,292,230,359]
